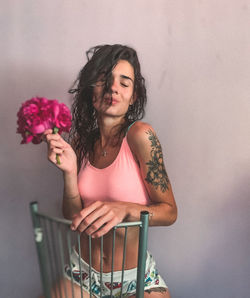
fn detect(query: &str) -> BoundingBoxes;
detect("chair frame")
[30,201,149,298]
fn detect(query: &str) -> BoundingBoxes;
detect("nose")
[110,77,118,94]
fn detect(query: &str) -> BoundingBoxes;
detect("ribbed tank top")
[78,134,150,208]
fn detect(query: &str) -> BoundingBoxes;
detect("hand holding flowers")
[44,129,77,174]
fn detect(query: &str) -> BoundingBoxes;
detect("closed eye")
[121,82,129,87]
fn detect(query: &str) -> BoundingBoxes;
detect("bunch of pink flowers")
[17,97,72,144]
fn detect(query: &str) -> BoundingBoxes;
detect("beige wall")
[0,1,249,297]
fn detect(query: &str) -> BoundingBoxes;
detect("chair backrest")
[30,202,149,298]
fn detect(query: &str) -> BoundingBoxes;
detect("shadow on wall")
[185,169,250,298]
[1,62,73,210]
[147,165,250,298]
[0,64,75,297]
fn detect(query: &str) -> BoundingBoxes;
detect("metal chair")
[30,202,149,298]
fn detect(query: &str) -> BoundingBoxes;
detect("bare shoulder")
[127,121,159,156]
[127,120,153,141]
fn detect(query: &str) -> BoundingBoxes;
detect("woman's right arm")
[44,129,83,220]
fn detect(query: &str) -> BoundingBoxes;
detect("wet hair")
[69,44,147,170]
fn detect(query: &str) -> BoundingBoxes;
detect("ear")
[130,93,137,105]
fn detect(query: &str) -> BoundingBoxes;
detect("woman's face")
[92,59,135,118]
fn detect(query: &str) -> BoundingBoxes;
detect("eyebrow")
[120,75,134,83]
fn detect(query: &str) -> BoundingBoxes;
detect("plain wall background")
[0,1,249,297]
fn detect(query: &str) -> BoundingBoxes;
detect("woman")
[45,44,177,297]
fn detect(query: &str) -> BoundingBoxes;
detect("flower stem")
[53,127,61,165]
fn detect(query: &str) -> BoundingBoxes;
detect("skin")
[44,60,176,297]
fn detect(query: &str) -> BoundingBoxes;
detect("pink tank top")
[78,135,150,207]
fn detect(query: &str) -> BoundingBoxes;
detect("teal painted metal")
[100,236,103,298]
[42,221,54,287]
[77,234,83,298]
[110,228,116,297]
[30,202,51,298]
[57,224,69,298]
[30,202,149,298]
[66,227,75,298]
[136,211,149,298]
[120,227,128,297]
[88,235,92,297]
[50,219,62,298]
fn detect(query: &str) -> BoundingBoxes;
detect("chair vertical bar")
[110,228,116,297]
[88,236,92,297]
[120,227,128,297]
[66,229,75,298]
[77,234,84,298]
[29,201,51,298]
[50,220,62,298]
[57,224,69,298]
[136,211,149,298]
[47,220,59,298]
[100,236,103,298]
[43,219,57,298]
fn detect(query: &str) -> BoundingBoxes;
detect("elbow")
[167,205,178,226]
[171,210,178,225]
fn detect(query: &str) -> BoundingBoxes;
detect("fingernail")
[71,225,75,230]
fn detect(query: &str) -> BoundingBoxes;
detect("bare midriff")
[78,227,140,272]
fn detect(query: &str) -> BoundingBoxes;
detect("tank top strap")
[126,121,137,134]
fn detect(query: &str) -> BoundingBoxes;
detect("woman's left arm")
[126,121,177,226]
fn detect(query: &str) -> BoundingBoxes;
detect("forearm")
[62,171,83,220]
[125,201,177,226]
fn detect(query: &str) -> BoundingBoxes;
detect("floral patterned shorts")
[64,249,167,297]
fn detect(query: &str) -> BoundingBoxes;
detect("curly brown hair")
[68,44,147,170]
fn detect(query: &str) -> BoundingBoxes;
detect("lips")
[111,99,119,104]
[103,97,119,105]
[111,95,120,103]
[102,95,119,106]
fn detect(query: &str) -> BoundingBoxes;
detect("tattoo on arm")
[145,129,169,192]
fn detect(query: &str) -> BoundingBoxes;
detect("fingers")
[42,129,53,142]
[49,139,64,149]
[43,129,53,135]
[80,208,111,234]
[78,211,118,238]
[45,133,63,143]
[70,201,121,238]
[49,147,64,155]
[71,201,103,230]
[92,217,120,238]
[47,138,64,161]
[43,130,67,145]
[80,203,109,231]
[46,134,66,153]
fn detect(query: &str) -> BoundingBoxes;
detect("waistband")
[70,247,151,282]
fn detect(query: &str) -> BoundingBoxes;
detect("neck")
[97,115,125,147]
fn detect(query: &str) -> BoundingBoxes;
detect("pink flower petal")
[17,97,71,145]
